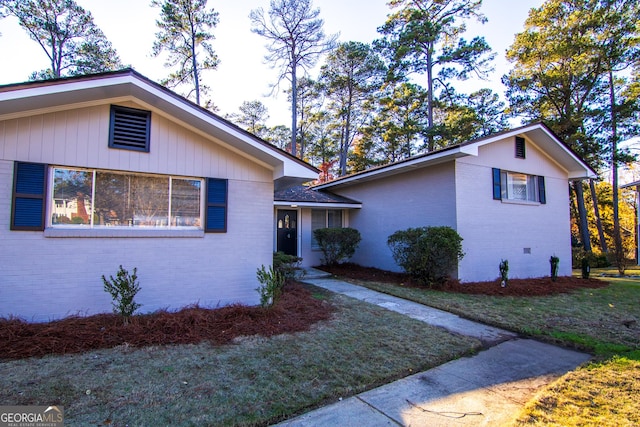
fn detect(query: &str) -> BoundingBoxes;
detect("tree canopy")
[2,0,122,79]
[151,0,220,106]
[376,0,495,150]
[250,0,337,157]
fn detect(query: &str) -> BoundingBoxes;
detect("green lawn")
[346,269,640,426]
[0,290,479,426]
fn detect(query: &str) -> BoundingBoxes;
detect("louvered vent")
[515,136,526,159]
[109,105,151,152]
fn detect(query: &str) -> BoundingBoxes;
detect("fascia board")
[315,147,464,190]
[274,201,362,209]
[0,74,318,181]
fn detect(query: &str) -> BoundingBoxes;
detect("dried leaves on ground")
[0,282,332,360]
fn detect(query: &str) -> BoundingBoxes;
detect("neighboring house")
[0,69,317,321]
[280,123,596,282]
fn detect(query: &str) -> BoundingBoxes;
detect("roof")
[621,180,640,189]
[0,68,319,188]
[275,185,362,208]
[314,122,597,191]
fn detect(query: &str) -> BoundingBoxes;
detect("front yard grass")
[0,288,479,426]
[344,270,640,426]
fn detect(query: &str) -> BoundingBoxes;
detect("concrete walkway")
[274,269,591,426]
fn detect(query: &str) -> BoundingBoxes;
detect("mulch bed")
[0,282,333,361]
[318,263,609,297]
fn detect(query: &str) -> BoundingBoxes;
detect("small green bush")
[550,255,559,281]
[387,226,464,286]
[102,265,142,324]
[499,259,509,287]
[314,227,361,265]
[273,251,302,280]
[572,249,610,269]
[256,265,285,308]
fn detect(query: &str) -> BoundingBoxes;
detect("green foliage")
[256,265,285,308]
[151,0,220,105]
[2,0,122,79]
[573,249,610,270]
[387,226,464,286]
[250,0,338,156]
[550,255,560,281]
[273,251,302,280]
[319,41,386,174]
[102,265,142,324]
[314,227,362,265]
[376,0,494,151]
[499,259,509,287]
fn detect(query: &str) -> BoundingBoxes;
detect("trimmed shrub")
[314,227,361,265]
[273,251,302,280]
[387,226,464,286]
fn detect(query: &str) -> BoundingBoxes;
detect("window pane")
[171,178,201,228]
[327,210,343,228]
[95,173,169,227]
[52,168,93,226]
[527,175,538,201]
[507,173,528,200]
[311,210,326,249]
[130,175,169,227]
[94,172,129,226]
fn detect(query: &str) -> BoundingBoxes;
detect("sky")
[0,0,544,126]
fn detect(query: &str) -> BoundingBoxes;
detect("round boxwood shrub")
[313,227,361,265]
[387,226,464,286]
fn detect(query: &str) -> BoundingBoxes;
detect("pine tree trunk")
[589,179,608,253]
[290,61,298,157]
[573,180,592,252]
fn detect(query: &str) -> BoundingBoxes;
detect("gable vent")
[515,136,526,159]
[109,105,151,152]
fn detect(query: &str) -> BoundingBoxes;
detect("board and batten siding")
[333,163,457,273]
[455,136,572,282]
[0,102,273,321]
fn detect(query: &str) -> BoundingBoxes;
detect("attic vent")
[515,136,526,159]
[109,105,151,152]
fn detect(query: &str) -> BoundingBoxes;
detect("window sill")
[500,199,541,206]
[44,228,205,238]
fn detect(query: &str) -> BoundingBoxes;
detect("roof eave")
[274,201,362,208]
[0,70,319,183]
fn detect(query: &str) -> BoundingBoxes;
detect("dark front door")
[277,210,298,256]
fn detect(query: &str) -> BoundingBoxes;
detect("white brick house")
[281,124,596,282]
[0,69,317,321]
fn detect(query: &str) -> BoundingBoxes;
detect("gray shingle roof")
[275,185,360,205]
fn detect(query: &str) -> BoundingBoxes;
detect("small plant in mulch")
[499,259,509,287]
[102,265,142,325]
[550,255,560,281]
[0,283,333,360]
[256,265,285,307]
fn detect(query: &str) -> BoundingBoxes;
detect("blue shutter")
[492,168,502,200]
[205,178,227,233]
[538,176,546,204]
[11,162,47,230]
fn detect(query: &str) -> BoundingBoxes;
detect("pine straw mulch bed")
[0,282,333,361]
[318,263,609,297]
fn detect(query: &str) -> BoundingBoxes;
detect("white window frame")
[500,170,540,203]
[47,166,205,235]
